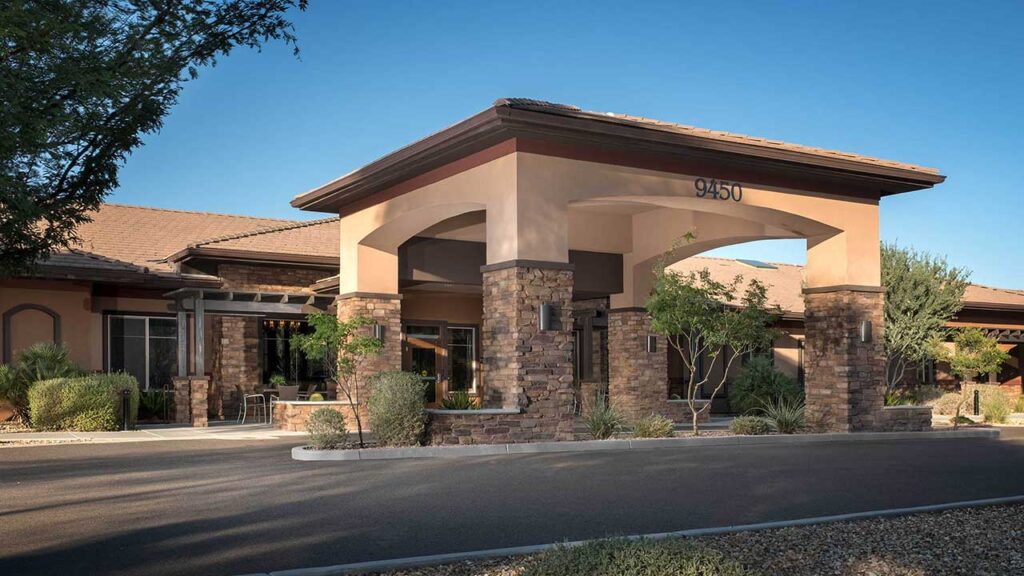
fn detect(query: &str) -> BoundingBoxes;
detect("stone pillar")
[335,293,402,417]
[481,262,575,441]
[190,377,209,427]
[212,316,259,419]
[803,288,886,432]
[173,376,191,424]
[607,309,667,419]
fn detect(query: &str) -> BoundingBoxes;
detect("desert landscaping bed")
[366,503,1024,576]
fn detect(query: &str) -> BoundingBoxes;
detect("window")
[447,326,477,392]
[108,315,177,391]
[261,320,322,385]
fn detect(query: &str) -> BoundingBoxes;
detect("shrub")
[28,373,138,431]
[308,392,325,402]
[885,390,913,406]
[306,408,349,450]
[524,538,752,576]
[760,397,805,434]
[730,415,772,435]
[583,394,624,440]
[440,390,479,410]
[0,343,82,421]
[632,414,674,438]
[139,390,167,420]
[930,392,964,416]
[729,356,802,415]
[269,374,287,387]
[367,371,426,447]
[1015,395,1024,414]
[982,390,1012,424]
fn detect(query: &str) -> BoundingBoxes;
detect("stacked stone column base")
[335,293,402,423]
[607,309,671,421]
[803,288,886,432]
[172,375,209,427]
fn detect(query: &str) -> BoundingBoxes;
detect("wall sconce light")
[372,323,386,341]
[860,320,872,343]
[645,335,658,353]
[539,303,554,332]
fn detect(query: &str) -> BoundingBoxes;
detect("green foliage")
[269,374,287,387]
[28,372,138,431]
[523,538,752,576]
[308,392,324,402]
[730,415,772,435]
[933,328,1010,382]
[366,371,426,447]
[583,394,625,440]
[884,390,913,407]
[881,243,970,391]
[1,0,307,275]
[292,312,384,447]
[646,250,781,435]
[631,414,675,438]
[759,397,805,434]
[0,343,83,421]
[440,391,479,410]
[306,408,349,450]
[1015,395,1024,414]
[951,415,975,426]
[982,390,1012,424]
[138,389,167,419]
[729,356,801,414]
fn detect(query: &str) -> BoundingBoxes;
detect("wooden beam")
[194,298,205,376]
[177,309,188,377]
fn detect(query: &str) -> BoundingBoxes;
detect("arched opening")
[3,304,62,364]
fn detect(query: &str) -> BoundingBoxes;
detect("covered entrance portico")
[294,99,945,441]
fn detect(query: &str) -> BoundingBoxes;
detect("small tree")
[292,313,382,447]
[933,327,1010,428]
[881,243,969,392]
[646,263,781,435]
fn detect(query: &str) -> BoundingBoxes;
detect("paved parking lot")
[2,430,1023,576]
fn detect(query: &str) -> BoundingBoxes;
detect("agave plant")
[440,390,478,410]
[759,397,806,434]
[583,394,624,440]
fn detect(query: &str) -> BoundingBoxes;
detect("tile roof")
[669,257,1024,314]
[70,204,306,272]
[496,98,941,175]
[185,216,340,259]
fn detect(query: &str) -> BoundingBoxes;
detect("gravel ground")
[372,504,1024,576]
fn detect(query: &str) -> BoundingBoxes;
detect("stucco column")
[607,309,667,419]
[480,262,575,441]
[335,293,402,417]
[803,288,886,432]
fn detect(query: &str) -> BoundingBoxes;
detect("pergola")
[164,288,335,377]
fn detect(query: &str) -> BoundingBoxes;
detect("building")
[5,99,1018,439]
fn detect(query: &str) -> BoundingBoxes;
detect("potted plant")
[270,374,299,401]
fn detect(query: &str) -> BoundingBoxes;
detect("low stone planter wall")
[272,400,360,432]
[663,399,711,423]
[881,405,933,432]
[426,408,576,445]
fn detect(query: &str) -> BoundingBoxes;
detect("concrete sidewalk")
[0,421,305,443]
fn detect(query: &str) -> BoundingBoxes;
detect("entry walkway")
[0,421,303,443]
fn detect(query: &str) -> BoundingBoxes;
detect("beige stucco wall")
[1,280,99,369]
[336,149,882,307]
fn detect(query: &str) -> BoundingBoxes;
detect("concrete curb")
[292,428,1000,461]
[241,493,1024,576]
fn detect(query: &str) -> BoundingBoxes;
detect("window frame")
[105,312,179,391]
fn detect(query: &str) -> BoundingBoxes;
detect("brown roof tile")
[187,216,339,259]
[71,204,302,272]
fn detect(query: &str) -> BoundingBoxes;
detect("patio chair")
[296,382,320,400]
[268,385,299,424]
[237,392,267,424]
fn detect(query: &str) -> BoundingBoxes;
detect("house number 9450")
[694,178,743,202]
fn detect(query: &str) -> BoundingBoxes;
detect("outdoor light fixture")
[372,323,386,341]
[860,320,872,343]
[645,335,658,353]
[539,303,555,331]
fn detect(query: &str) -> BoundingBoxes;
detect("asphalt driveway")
[2,431,1024,576]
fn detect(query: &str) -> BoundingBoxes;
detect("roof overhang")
[293,99,946,214]
[165,246,337,269]
[27,264,221,289]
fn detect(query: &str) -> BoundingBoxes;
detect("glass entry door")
[403,322,478,406]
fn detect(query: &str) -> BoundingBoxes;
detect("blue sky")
[111,0,1023,288]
